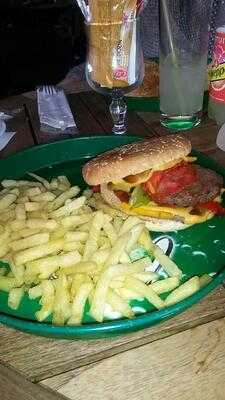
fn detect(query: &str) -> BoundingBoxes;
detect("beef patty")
[153,166,223,207]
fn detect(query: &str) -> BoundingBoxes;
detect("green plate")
[0,135,225,340]
[126,96,160,112]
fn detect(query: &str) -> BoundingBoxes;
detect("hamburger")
[82,135,225,231]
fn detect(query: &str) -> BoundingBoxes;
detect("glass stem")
[109,95,127,135]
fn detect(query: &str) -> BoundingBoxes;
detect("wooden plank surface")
[0,362,67,400]
[79,92,157,137]
[0,97,34,158]
[139,112,219,153]
[41,316,225,400]
[68,94,105,135]
[209,148,225,167]
[23,78,90,101]
[1,286,225,382]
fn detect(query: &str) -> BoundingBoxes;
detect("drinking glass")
[85,7,144,135]
[159,0,211,130]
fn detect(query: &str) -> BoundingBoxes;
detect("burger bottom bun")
[99,191,191,232]
[142,218,190,232]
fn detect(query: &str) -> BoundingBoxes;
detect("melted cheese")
[121,203,214,225]
[109,181,134,192]
[121,188,224,225]
[184,156,197,163]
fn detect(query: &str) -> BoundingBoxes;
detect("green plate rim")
[0,135,224,339]
[0,270,225,338]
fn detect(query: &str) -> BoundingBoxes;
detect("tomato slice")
[200,201,225,216]
[114,190,130,203]
[92,185,100,193]
[143,162,197,199]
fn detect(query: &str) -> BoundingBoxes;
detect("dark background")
[0,0,87,98]
[0,0,223,98]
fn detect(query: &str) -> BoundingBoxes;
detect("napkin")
[37,87,77,131]
[216,123,225,152]
[0,132,15,151]
[0,118,15,151]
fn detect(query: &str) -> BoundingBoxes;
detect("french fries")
[139,229,182,279]
[15,204,26,220]
[103,220,117,246]
[65,231,88,243]
[106,288,134,319]
[9,233,50,252]
[25,251,82,280]
[124,276,165,310]
[50,196,86,218]
[0,276,23,292]
[199,274,212,288]
[0,173,206,326]
[0,267,7,276]
[14,239,64,266]
[50,186,80,211]
[164,277,200,306]
[27,172,50,189]
[89,258,150,322]
[26,218,58,230]
[1,179,43,188]
[52,275,71,325]
[149,276,180,294]
[83,210,105,261]
[8,287,24,310]
[24,202,42,212]
[0,192,18,211]
[31,192,56,202]
[62,261,101,276]
[0,243,10,258]
[35,280,55,322]
[68,279,93,325]
[103,233,132,268]
[25,187,42,197]
[61,214,90,228]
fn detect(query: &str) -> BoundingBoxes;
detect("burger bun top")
[82,134,191,186]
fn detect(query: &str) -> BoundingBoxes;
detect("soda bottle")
[208,25,225,126]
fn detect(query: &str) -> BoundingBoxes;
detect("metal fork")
[39,85,58,96]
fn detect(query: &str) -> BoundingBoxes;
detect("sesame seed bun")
[82,134,191,186]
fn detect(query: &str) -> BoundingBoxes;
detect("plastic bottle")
[208,25,225,126]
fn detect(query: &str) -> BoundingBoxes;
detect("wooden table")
[1,89,225,400]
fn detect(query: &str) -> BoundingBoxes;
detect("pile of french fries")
[0,173,212,325]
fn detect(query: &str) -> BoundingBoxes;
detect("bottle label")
[209,31,225,103]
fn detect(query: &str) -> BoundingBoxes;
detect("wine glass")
[85,15,144,135]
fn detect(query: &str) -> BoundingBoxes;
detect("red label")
[113,67,128,80]
[209,31,225,103]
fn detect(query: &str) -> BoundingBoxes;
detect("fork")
[39,85,58,96]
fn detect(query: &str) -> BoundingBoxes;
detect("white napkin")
[0,119,15,151]
[216,123,225,151]
[37,87,77,131]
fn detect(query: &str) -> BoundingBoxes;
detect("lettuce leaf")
[129,186,150,208]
